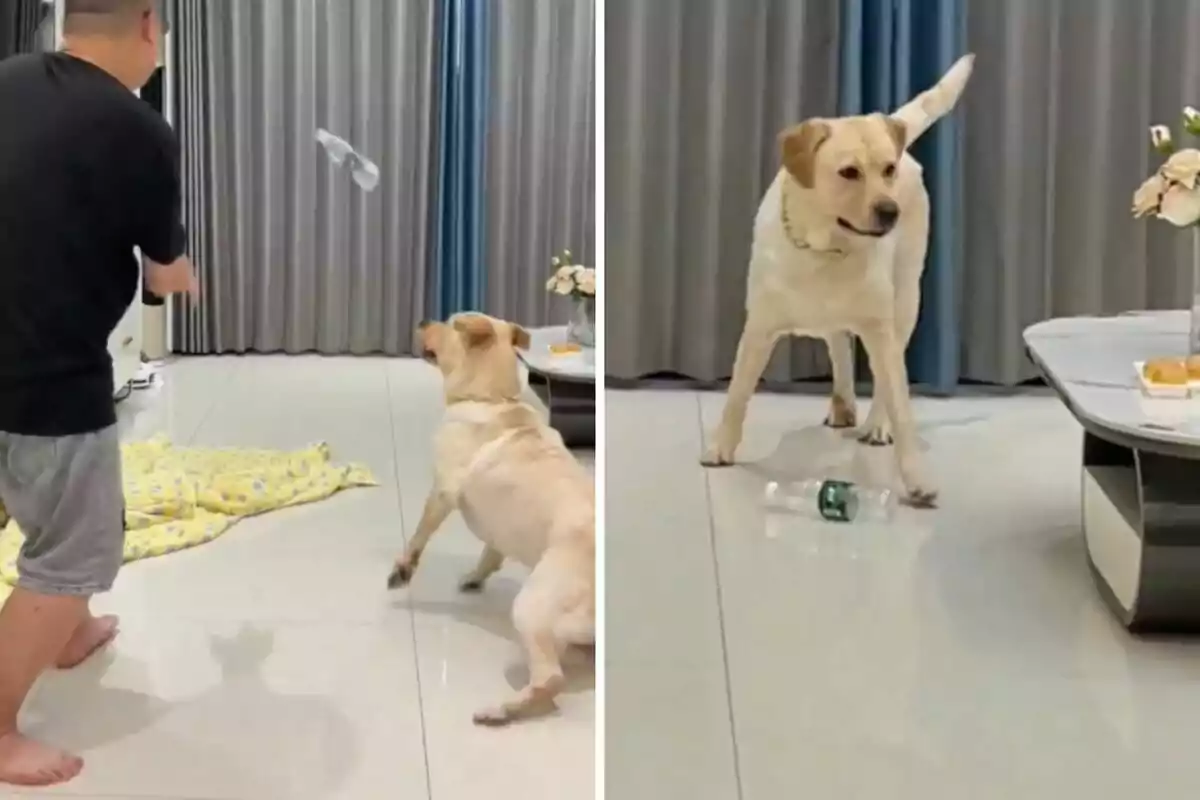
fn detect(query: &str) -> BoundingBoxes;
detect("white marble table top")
[1025,311,1200,448]
[518,325,596,382]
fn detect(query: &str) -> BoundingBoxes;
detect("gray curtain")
[605,0,840,381]
[171,0,438,355]
[608,0,1200,389]
[961,0,1200,385]
[483,0,595,327]
[1,0,50,58]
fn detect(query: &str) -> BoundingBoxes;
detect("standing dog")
[388,313,595,726]
[701,55,975,507]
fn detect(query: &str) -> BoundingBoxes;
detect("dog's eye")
[882,163,897,179]
[838,166,861,181]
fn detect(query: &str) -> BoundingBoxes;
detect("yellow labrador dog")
[388,313,595,726]
[701,55,975,507]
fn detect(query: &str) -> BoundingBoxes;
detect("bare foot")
[0,731,83,787]
[55,614,119,670]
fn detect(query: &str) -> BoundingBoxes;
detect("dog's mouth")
[837,218,890,238]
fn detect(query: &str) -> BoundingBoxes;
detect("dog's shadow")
[394,563,595,699]
[736,414,990,487]
[739,424,897,487]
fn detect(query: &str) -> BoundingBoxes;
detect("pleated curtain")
[606,0,1200,389]
[0,0,50,58]
[169,0,594,354]
[482,0,596,328]
[960,0,1200,385]
[838,0,966,393]
[433,0,488,318]
[605,0,841,382]
[170,0,439,355]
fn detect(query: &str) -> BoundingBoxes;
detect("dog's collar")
[780,187,848,258]
[445,394,521,407]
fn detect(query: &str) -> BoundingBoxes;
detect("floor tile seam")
[384,362,436,800]
[695,391,746,800]
[177,357,245,446]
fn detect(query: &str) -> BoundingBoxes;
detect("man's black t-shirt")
[0,52,186,436]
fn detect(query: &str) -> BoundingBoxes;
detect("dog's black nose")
[873,200,900,229]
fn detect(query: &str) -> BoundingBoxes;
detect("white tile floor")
[11,356,594,800]
[606,387,1200,800]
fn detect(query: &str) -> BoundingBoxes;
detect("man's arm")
[144,254,198,298]
[131,112,195,297]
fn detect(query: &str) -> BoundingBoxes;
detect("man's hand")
[145,256,199,300]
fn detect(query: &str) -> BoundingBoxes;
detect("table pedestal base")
[527,372,595,450]
[1082,430,1200,632]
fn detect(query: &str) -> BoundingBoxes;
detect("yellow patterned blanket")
[0,438,376,602]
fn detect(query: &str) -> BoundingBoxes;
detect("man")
[0,0,196,786]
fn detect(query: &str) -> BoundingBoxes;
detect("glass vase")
[567,295,595,348]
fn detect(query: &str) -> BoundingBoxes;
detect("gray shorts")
[0,426,125,596]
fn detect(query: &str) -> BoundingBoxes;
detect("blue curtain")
[433,0,489,318]
[839,0,967,393]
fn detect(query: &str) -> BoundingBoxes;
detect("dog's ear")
[510,324,531,350]
[780,120,831,188]
[884,116,907,154]
[453,315,496,349]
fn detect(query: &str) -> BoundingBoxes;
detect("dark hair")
[64,0,152,15]
[63,0,157,35]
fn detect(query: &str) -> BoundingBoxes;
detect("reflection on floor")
[606,388,1200,800]
[14,356,593,800]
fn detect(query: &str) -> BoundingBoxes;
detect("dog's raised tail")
[892,54,974,147]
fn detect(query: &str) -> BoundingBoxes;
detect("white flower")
[1132,151,1200,227]
[1159,184,1200,226]
[1151,125,1174,154]
[1133,173,1166,219]
[553,277,575,295]
[1162,148,1200,189]
[578,269,596,295]
[563,249,572,260]
[545,276,558,292]
[551,256,561,267]
[555,264,574,281]
[1185,107,1200,134]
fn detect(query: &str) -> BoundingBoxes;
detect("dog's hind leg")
[702,320,782,466]
[473,558,580,726]
[387,490,454,589]
[824,331,858,429]
[458,545,505,592]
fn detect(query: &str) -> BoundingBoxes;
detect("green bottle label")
[816,479,857,522]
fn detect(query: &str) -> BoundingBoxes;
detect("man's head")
[62,0,164,90]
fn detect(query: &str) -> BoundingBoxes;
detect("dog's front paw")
[903,485,939,509]
[700,446,734,467]
[824,396,858,429]
[472,706,515,727]
[386,561,414,590]
[897,452,937,508]
[856,416,894,446]
[457,575,486,593]
[700,429,738,467]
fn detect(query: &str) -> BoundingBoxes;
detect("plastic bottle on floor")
[764,478,896,523]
